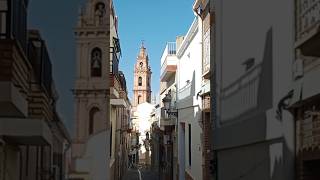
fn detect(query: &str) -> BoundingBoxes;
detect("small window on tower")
[138,77,142,86]
[140,62,143,68]
[138,95,141,104]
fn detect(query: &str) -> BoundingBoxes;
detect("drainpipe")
[64,143,71,180]
[0,138,5,180]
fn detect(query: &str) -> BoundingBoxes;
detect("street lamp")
[162,93,178,117]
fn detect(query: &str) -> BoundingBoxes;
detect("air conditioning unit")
[293,58,303,80]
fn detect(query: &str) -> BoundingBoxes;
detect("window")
[91,48,102,77]
[89,107,99,135]
[138,95,141,104]
[0,1,8,39]
[188,124,191,166]
[138,77,142,86]
[3,0,28,51]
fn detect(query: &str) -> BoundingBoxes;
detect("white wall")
[177,17,203,180]
[134,102,155,154]
[75,130,110,180]
[214,0,295,179]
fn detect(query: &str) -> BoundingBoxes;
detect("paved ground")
[140,167,159,180]
[122,168,140,180]
[123,164,159,180]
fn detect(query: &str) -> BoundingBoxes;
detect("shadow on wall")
[177,70,204,178]
[178,70,196,104]
[216,28,294,180]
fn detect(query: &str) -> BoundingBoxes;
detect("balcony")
[160,42,177,82]
[0,117,53,145]
[110,73,121,98]
[202,26,211,79]
[160,107,176,127]
[178,83,192,100]
[28,83,54,122]
[0,40,31,117]
[202,95,210,111]
[220,65,261,122]
[295,0,320,56]
[298,112,320,151]
[110,98,128,108]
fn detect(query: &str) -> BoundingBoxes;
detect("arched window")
[138,77,142,86]
[91,48,102,77]
[89,107,100,135]
[138,95,141,104]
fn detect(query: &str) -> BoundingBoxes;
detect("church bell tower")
[72,0,109,162]
[132,43,152,109]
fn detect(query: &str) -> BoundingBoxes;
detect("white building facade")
[176,17,203,180]
[213,0,295,179]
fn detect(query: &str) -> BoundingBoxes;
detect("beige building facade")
[70,0,110,179]
[0,1,71,180]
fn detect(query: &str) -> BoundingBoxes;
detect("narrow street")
[3,0,319,179]
[123,164,159,180]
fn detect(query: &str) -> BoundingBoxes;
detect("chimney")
[176,36,184,51]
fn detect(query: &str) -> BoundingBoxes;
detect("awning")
[0,118,53,146]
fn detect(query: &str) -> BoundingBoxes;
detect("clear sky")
[28,0,195,132]
[113,0,195,101]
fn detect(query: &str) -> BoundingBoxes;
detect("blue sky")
[114,0,195,100]
[28,0,195,131]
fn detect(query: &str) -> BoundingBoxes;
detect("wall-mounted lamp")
[197,90,203,99]
[162,93,178,118]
